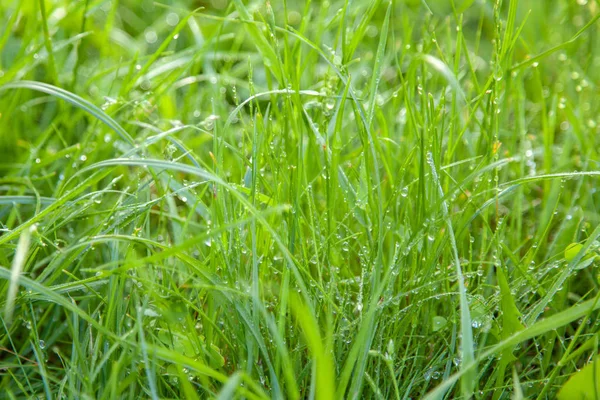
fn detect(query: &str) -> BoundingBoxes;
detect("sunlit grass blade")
[4,225,34,325]
[290,294,335,400]
[0,81,135,146]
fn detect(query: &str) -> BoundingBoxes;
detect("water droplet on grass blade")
[432,316,447,332]
[166,12,179,26]
[144,30,157,44]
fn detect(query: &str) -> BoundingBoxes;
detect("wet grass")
[1,0,600,399]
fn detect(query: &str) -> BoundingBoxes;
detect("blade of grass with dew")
[493,266,525,400]
[427,152,475,399]
[366,2,391,127]
[37,0,58,84]
[231,0,283,84]
[0,81,135,146]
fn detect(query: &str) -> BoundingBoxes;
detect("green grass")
[1,0,600,398]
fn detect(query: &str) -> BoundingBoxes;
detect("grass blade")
[427,152,475,398]
[0,81,135,146]
[4,225,34,325]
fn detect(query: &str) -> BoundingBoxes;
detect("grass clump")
[1,0,600,398]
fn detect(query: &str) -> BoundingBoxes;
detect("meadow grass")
[1,0,600,398]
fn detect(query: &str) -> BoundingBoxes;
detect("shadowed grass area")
[1,0,600,398]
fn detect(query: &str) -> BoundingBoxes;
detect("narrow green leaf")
[231,0,282,83]
[421,54,467,105]
[512,367,524,400]
[557,356,600,400]
[427,152,475,398]
[290,294,335,400]
[4,225,34,324]
[366,2,391,126]
[0,81,135,146]
[497,267,524,337]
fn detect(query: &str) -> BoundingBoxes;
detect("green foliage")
[557,356,600,400]
[1,0,600,399]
